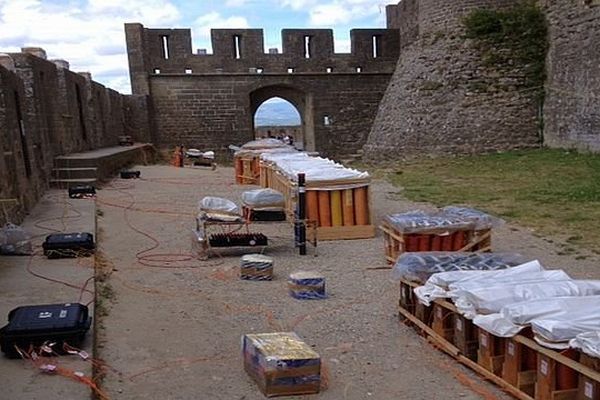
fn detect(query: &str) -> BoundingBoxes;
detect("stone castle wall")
[541,0,600,151]
[125,24,400,156]
[364,0,541,160]
[0,49,153,225]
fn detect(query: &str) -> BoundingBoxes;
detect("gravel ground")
[95,164,599,400]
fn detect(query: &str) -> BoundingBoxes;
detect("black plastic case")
[42,232,95,258]
[0,303,91,358]
[120,170,141,179]
[68,185,96,199]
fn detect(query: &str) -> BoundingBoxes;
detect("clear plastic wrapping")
[441,206,503,230]
[241,189,285,209]
[0,223,33,255]
[384,211,475,235]
[392,252,525,283]
[198,196,239,215]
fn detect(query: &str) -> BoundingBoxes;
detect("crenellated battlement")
[125,23,399,94]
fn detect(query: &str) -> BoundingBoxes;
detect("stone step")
[49,178,98,189]
[52,167,98,180]
[54,157,99,168]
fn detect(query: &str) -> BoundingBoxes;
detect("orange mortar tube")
[330,190,343,227]
[453,230,467,250]
[556,349,579,390]
[306,190,320,226]
[353,187,369,225]
[317,191,331,227]
[431,235,442,251]
[342,189,355,226]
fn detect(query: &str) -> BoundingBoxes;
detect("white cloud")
[0,0,181,93]
[193,12,249,53]
[0,0,385,93]
[309,4,352,26]
[280,0,317,11]
[308,1,382,26]
[225,0,247,6]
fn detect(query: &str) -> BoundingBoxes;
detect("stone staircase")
[50,143,153,188]
[339,149,364,165]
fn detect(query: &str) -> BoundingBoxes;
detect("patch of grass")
[385,149,600,252]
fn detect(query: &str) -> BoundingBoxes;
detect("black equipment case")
[68,185,96,199]
[120,170,141,179]
[42,232,95,259]
[0,303,91,358]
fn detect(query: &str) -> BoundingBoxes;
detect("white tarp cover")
[235,146,296,157]
[453,279,600,319]
[241,138,287,149]
[570,331,600,358]
[241,189,285,209]
[414,260,543,306]
[186,149,215,159]
[393,251,526,283]
[473,295,600,337]
[448,269,571,294]
[260,152,369,184]
[532,308,600,346]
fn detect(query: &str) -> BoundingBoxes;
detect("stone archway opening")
[254,97,302,147]
[249,85,315,151]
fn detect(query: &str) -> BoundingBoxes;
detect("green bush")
[464,2,548,95]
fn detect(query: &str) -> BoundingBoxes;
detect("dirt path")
[94,164,598,400]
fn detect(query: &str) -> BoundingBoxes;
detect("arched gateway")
[125,24,399,157]
[250,85,312,151]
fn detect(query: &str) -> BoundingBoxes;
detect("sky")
[0,0,389,94]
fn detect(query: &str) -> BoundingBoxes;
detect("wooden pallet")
[397,279,600,400]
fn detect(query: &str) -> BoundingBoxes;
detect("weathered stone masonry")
[541,0,600,152]
[366,0,600,160]
[0,49,153,225]
[125,24,400,156]
[365,0,542,160]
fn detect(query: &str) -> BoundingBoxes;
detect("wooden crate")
[578,354,600,400]
[399,280,416,314]
[536,349,580,400]
[432,303,455,342]
[234,154,260,185]
[414,302,432,325]
[502,337,537,397]
[454,315,479,361]
[397,280,600,400]
[478,330,506,376]
[258,153,375,241]
[380,221,492,264]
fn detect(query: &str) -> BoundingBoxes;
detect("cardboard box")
[243,332,321,397]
